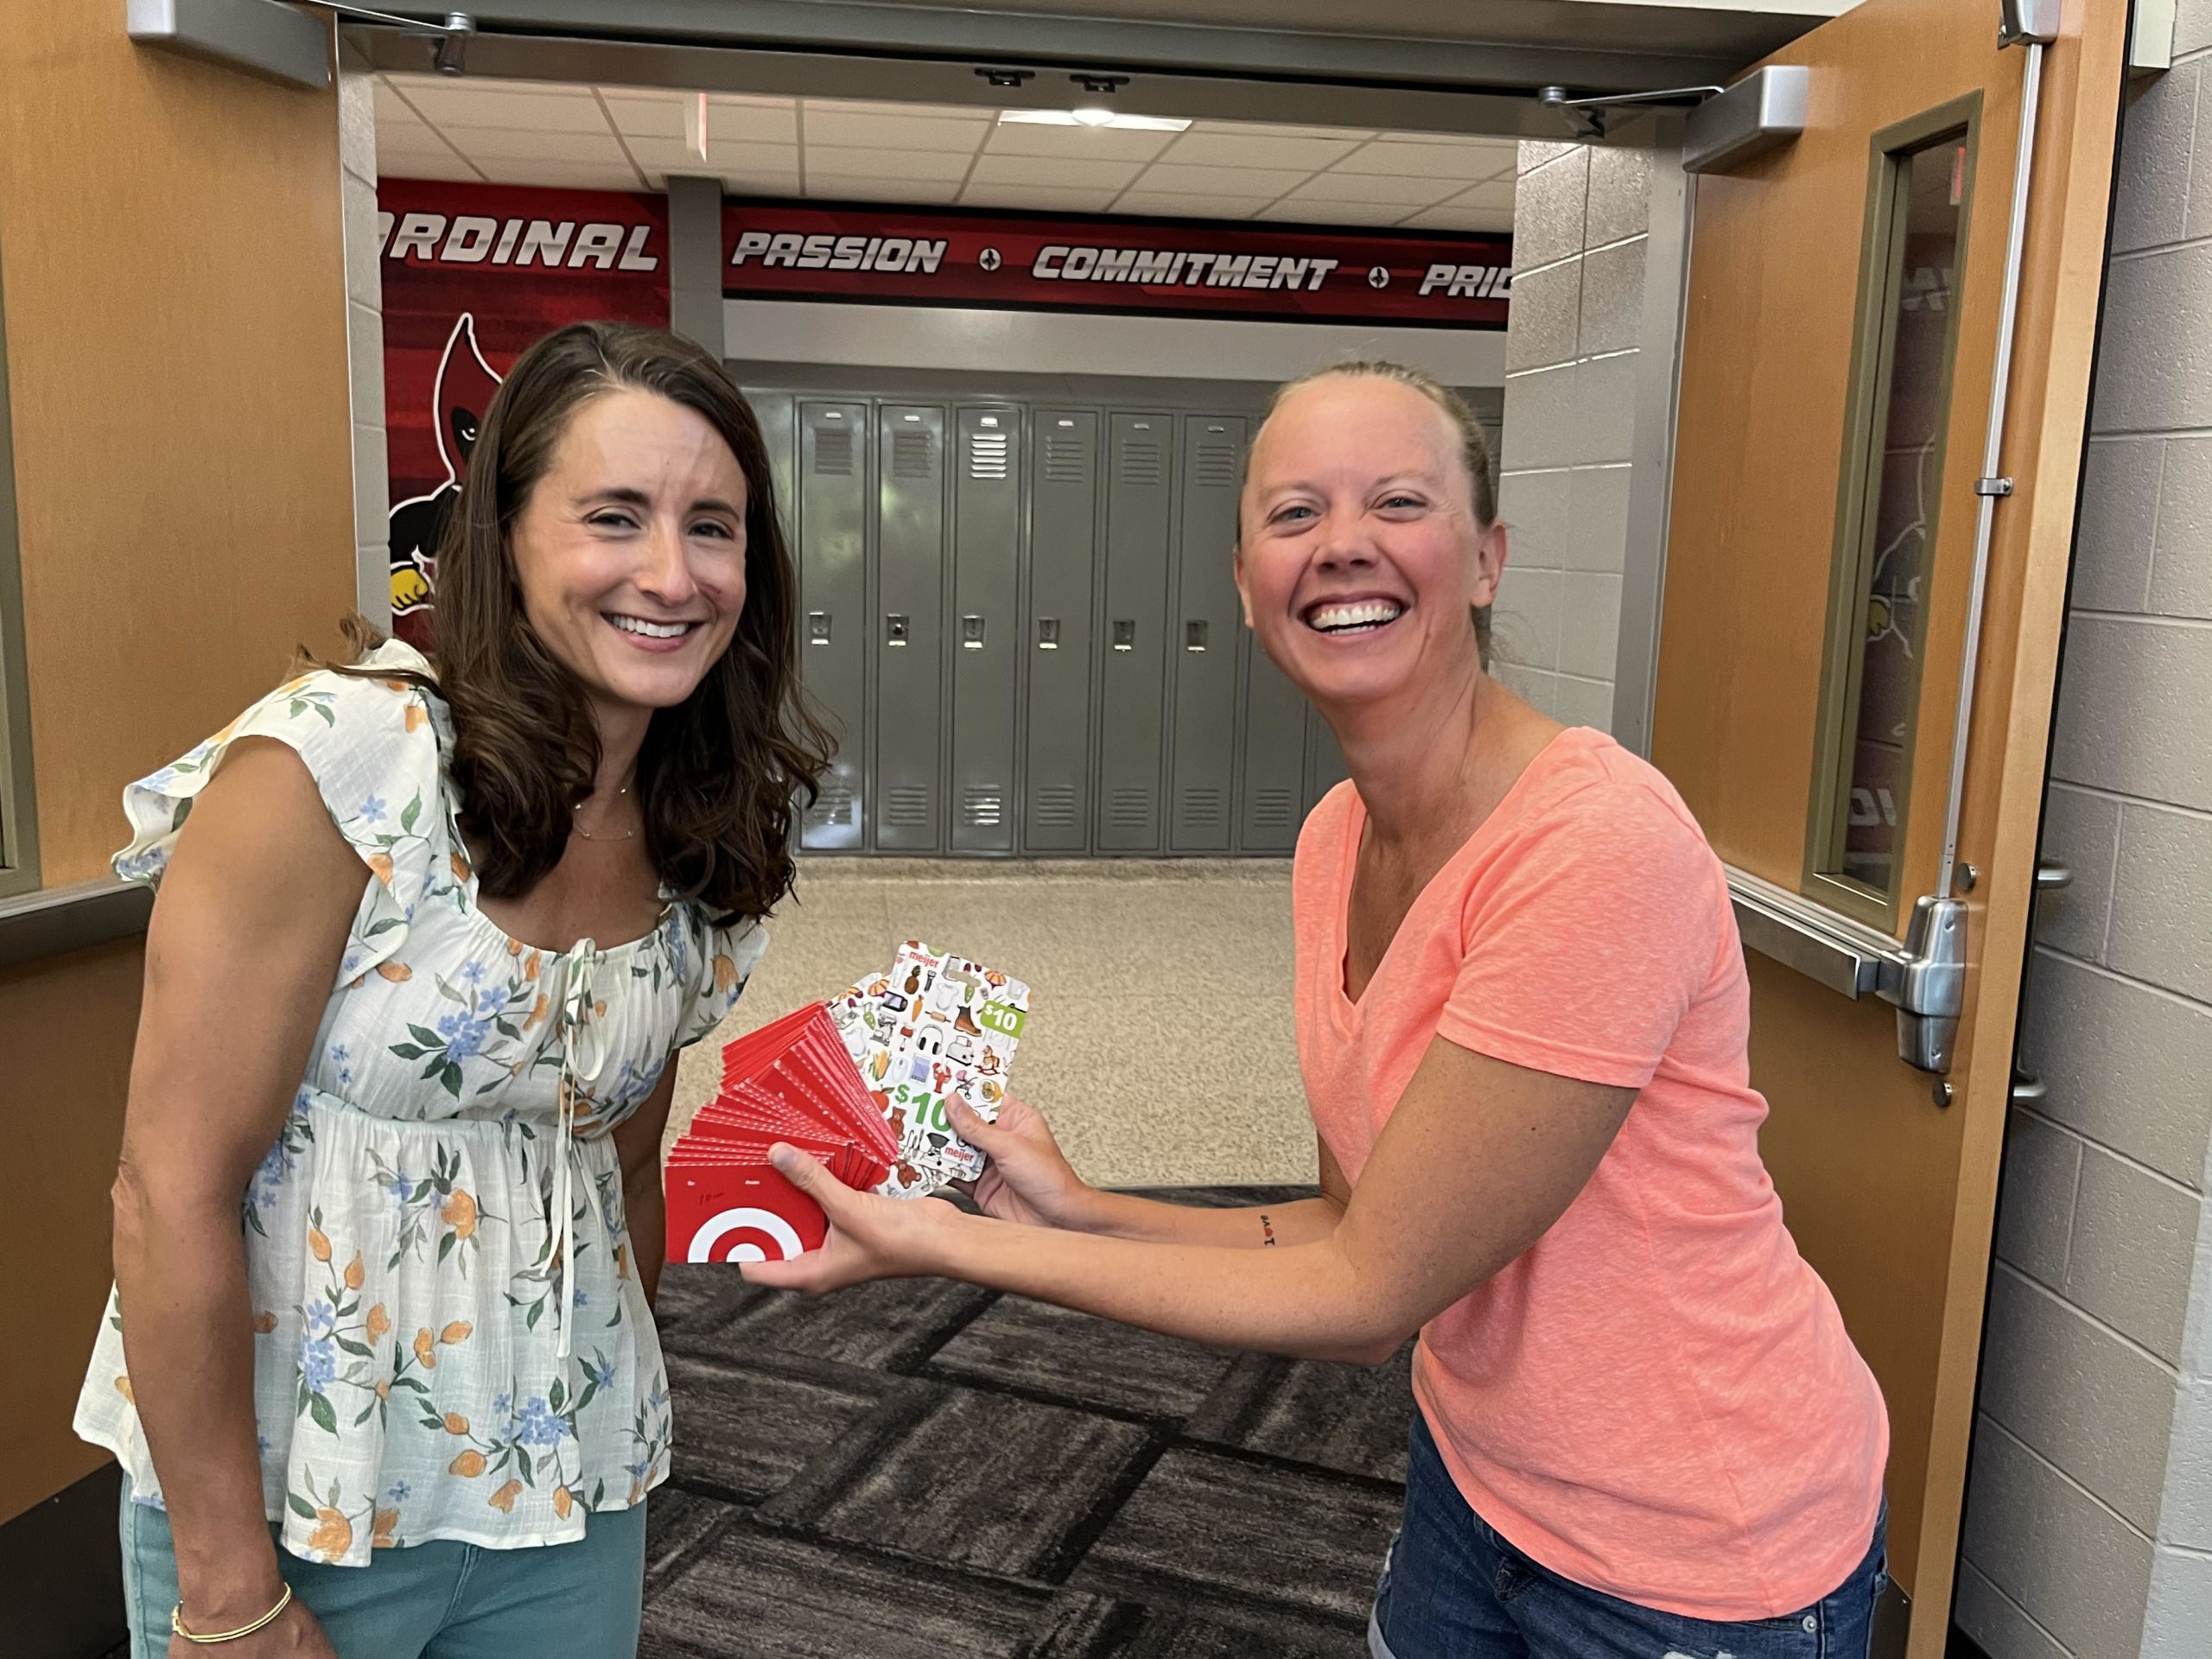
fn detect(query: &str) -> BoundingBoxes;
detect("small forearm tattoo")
[1259,1212,1277,1248]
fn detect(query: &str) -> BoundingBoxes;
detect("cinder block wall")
[1956,17,2212,1655]
[1491,139,1650,733]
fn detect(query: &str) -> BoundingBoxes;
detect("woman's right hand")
[947,1096,1098,1230]
[168,1595,338,1658]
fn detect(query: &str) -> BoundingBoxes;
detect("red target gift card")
[665,1161,827,1263]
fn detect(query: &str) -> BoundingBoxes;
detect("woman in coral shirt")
[753,361,1891,1658]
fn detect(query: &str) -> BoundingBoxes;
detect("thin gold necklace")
[572,783,637,842]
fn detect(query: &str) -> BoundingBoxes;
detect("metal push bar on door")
[1727,868,1967,1072]
[1732,1,2054,1077]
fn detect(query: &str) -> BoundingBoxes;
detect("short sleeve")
[1438,781,1726,1091]
[112,657,446,987]
[673,911,768,1050]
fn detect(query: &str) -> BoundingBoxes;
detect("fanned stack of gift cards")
[665,942,1032,1264]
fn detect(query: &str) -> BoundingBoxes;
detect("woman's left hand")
[735,1146,965,1293]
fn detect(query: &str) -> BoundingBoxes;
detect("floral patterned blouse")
[73,641,763,1566]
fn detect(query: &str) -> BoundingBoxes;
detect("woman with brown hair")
[76,322,828,1656]
[748,361,1892,1659]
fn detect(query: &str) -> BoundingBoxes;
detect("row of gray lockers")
[747,385,1349,857]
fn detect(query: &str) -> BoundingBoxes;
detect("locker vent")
[961,785,1005,827]
[1109,788,1152,828]
[968,431,1010,480]
[1193,440,1240,489]
[812,427,855,475]
[807,784,854,827]
[1043,433,1090,485]
[1117,436,1165,486]
[887,785,932,827]
[1181,786,1224,829]
[1033,784,1077,828]
[1252,787,1296,830]
[892,430,935,480]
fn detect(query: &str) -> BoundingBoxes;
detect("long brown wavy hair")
[339,321,830,923]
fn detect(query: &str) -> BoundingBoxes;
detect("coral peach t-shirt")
[1294,728,1888,1622]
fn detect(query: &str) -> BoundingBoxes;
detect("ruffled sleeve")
[111,645,448,988]
[672,909,767,1049]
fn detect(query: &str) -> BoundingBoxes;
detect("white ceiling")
[374,75,1520,232]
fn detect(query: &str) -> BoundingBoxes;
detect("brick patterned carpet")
[642,1187,1413,1659]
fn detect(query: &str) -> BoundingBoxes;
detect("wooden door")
[1652,0,2127,1650]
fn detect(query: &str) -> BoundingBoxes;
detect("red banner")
[378,179,671,647]
[720,200,1511,328]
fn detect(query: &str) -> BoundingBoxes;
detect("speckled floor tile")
[925,1294,1241,1421]
[1184,1346,1417,1483]
[663,1352,893,1503]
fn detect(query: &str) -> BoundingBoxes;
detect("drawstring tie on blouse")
[551,941,605,1361]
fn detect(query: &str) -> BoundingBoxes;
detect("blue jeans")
[119,1480,646,1659]
[1371,1414,1888,1659]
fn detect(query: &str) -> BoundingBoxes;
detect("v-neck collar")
[1331,727,1586,1025]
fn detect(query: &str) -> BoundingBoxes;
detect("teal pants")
[119,1480,646,1659]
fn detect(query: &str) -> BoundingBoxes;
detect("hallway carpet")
[641,1188,1411,1659]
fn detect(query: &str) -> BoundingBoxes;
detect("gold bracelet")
[170,1583,294,1645]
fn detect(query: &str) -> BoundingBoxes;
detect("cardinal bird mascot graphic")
[386,314,503,645]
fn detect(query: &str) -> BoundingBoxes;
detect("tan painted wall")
[0,8,356,1523]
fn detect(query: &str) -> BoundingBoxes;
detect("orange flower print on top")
[344,1252,365,1291]
[713,953,739,994]
[252,1311,280,1334]
[365,1303,390,1341]
[114,1375,134,1404]
[442,1190,479,1241]
[308,1224,332,1264]
[413,1329,437,1370]
[451,851,471,885]
[442,1413,470,1435]
[372,1509,400,1549]
[440,1321,473,1345]
[404,704,428,734]
[368,852,395,886]
[553,1486,574,1520]
[307,1508,353,1559]
[488,1480,523,1513]
[375,961,412,982]
[448,1449,486,1478]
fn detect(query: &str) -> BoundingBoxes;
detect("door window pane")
[1827,134,1971,900]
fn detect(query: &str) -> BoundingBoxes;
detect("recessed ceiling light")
[997,110,1192,132]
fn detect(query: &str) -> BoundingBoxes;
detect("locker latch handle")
[808,611,832,645]
[1112,619,1136,652]
[1036,619,1060,650]
[885,613,909,645]
[1185,620,1208,652]
[962,615,987,650]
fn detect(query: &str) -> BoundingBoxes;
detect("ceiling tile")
[390,81,603,131]
[376,153,481,184]
[1189,119,1377,142]
[468,160,652,192]
[804,175,964,206]
[806,145,975,183]
[958,183,1123,213]
[983,124,1179,162]
[704,92,799,111]
[372,80,428,127]
[801,99,989,121]
[1441,179,1519,211]
[967,153,1141,190]
[1399,202,1516,233]
[1129,162,1308,196]
[1112,193,1271,220]
[627,137,800,175]
[442,127,631,166]
[1330,139,1517,181]
[603,94,796,145]
[801,110,985,151]
[1254,200,1414,227]
[1156,131,1361,169]
[1283,172,1462,207]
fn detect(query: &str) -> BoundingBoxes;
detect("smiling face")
[1235,373,1505,713]
[506,387,747,722]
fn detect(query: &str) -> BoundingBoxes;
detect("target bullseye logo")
[687,1207,805,1263]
